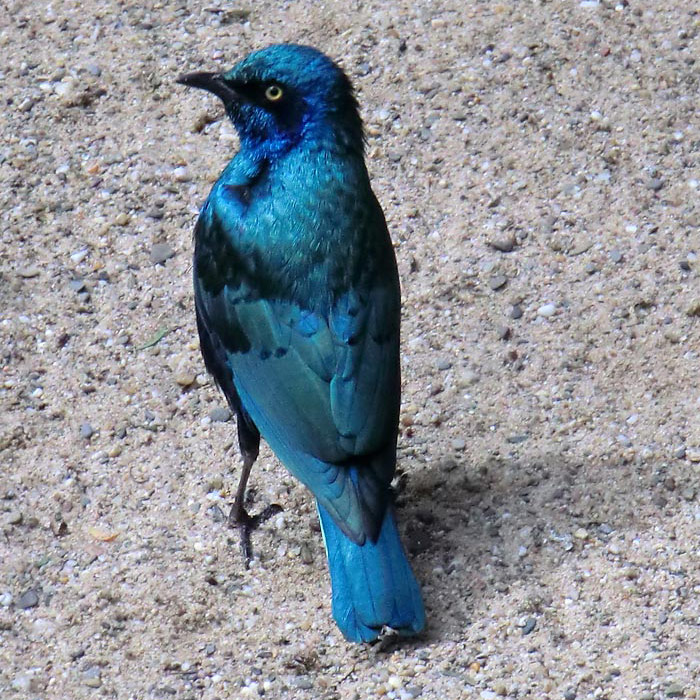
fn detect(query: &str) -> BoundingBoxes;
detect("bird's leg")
[228,451,282,567]
[229,450,255,524]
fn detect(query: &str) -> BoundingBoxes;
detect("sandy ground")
[2,1,700,698]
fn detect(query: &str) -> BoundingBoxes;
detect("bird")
[177,44,425,643]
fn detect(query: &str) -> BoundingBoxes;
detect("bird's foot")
[228,502,283,568]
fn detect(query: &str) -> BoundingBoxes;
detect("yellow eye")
[265,84,284,102]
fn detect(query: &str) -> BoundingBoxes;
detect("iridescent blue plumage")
[179,44,425,642]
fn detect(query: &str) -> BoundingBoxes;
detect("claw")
[229,501,283,567]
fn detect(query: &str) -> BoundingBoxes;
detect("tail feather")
[318,501,425,642]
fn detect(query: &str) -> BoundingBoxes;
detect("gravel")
[488,274,508,291]
[15,590,39,610]
[150,242,176,265]
[2,1,699,698]
[208,406,232,423]
[79,423,95,440]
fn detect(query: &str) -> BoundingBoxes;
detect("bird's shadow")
[395,447,666,643]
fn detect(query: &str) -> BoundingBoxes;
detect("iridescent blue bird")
[177,44,425,642]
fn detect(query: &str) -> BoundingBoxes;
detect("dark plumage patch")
[215,310,251,354]
[195,211,278,300]
[225,184,252,206]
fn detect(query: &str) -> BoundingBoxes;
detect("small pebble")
[610,249,624,263]
[496,325,511,340]
[150,242,176,265]
[492,681,508,696]
[488,235,515,253]
[70,248,89,264]
[207,477,224,492]
[55,78,77,102]
[83,665,101,681]
[69,279,87,293]
[174,369,196,387]
[541,214,557,234]
[458,370,480,387]
[17,266,40,278]
[80,423,95,440]
[452,438,466,451]
[17,589,39,609]
[537,303,556,317]
[11,674,33,692]
[18,97,35,112]
[436,358,452,371]
[388,675,402,689]
[172,166,191,182]
[666,683,684,698]
[569,237,593,256]
[209,407,232,422]
[208,505,225,522]
[114,212,130,226]
[489,274,508,291]
[522,617,537,635]
[686,448,700,463]
[617,434,632,447]
[6,510,22,525]
[299,542,314,564]
[510,304,523,320]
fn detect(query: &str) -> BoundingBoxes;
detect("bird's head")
[178,44,364,158]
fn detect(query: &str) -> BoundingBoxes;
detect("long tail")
[317,501,425,642]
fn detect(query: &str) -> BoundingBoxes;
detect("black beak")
[176,71,239,103]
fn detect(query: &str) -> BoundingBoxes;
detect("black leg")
[229,451,255,524]
[228,449,282,568]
